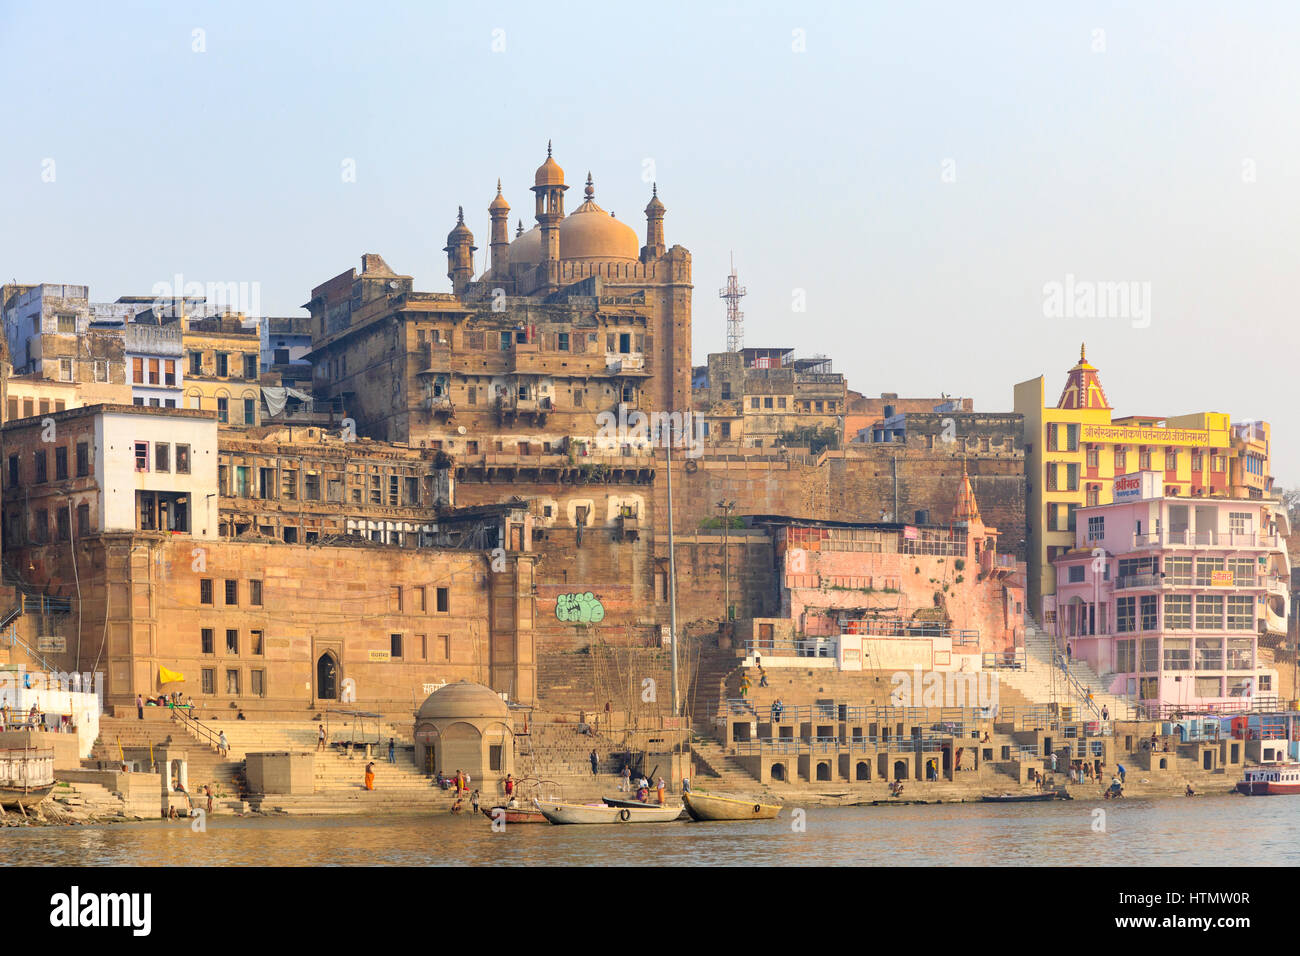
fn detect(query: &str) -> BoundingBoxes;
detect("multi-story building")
[1052,473,1289,712]
[0,283,127,388]
[1,404,220,545]
[0,404,539,708]
[693,348,847,448]
[215,424,451,544]
[1015,345,1275,619]
[261,315,313,373]
[182,315,262,427]
[124,318,184,408]
[303,147,691,462]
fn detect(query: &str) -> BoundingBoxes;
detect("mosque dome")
[416,680,509,721]
[509,221,544,268]
[534,141,565,188]
[558,173,639,261]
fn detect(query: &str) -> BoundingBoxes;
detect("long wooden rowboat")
[603,795,690,820]
[536,799,683,824]
[682,791,782,821]
[480,804,549,824]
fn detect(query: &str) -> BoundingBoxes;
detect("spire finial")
[496,178,502,195]
[1080,342,1086,362]
[585,171,594,200]
[547,139,552,157]
[652,182,658,197]
[457,205,464,223]
[516,218,524,237]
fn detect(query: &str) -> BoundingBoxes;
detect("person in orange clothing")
[364,761,376,791]
[656,777,666,805]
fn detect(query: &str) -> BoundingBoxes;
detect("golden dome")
[534,140,565,189]
[416,681,510,721]
[488,179,509,213]
[509,223,544,268]
[558,173,639,261]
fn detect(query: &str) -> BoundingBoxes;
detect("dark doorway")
[317,652,338,700]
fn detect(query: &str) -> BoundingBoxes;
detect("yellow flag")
[159,666,185,684]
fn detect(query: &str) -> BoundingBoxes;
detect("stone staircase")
[689,736,787,800]
[88,715,245,799]
[995,620,1135,719]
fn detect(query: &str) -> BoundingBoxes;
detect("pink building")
[1051,471,1290,713]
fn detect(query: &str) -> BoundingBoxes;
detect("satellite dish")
[457,425,467,435]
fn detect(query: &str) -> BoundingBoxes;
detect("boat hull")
[480,805,548,824]
[602,796,689,820]
[536,799,683,824]
[0,783,55,810]
[1236,780,1300,796]
[682,791,782,821]
[981,791,1064,803]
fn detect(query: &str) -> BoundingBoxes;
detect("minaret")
[443,206,476,295]
[642,182,666,261]
[531,140,567,268]
[488,179,511,276]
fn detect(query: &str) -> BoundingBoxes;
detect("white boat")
[535,798,683,824]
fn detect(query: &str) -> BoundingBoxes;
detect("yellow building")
[182,315,262,427]
[1015,345,1274,618]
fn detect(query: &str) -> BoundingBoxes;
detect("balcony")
[1133,530,1280,549]
[1114,573,1163,590]
[606,354,649,376]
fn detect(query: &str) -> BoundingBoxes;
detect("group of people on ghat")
[617,764,668,804]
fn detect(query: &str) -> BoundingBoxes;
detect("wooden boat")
[480,804,548,824]
[536,799,683,824]
[1236,763,1300,796]
[681,790,782,821]
[980,791,1066,803]
[603,795,689,820]
[0,747,54,810]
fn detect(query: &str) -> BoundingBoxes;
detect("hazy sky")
[3,1,1298,480]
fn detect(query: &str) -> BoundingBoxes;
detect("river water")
[2,793,1295,866]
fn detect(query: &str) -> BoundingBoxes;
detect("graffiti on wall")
[556,592,605,624]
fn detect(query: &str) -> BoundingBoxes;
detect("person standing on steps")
[317,724,326,752]
[620,764,631,792]
[364,761,376,791]
[137,694,144,720]
[388,737,396,764]
[589,749,598,775]
[217,730,228,758]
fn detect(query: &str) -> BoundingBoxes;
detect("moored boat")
[681,790,782,821]
[0,747,55,810]
[480,804,548,824]
[603,795,689,820]
[536,798,683,824]
[981,791,1067,803]
[1236,763,1300,796]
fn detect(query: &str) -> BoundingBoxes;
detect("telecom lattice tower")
[719,253,746,353]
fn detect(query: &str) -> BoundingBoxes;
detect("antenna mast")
[719,252,746,353]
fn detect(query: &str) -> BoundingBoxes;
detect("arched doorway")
[893,759,909,781]
[771,763,786,781]
[815,762,831,781]
[855,761,870,781]
[317,652,339,701]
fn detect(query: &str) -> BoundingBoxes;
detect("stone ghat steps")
[1003,623,1133,716]
[90,716,244,795]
